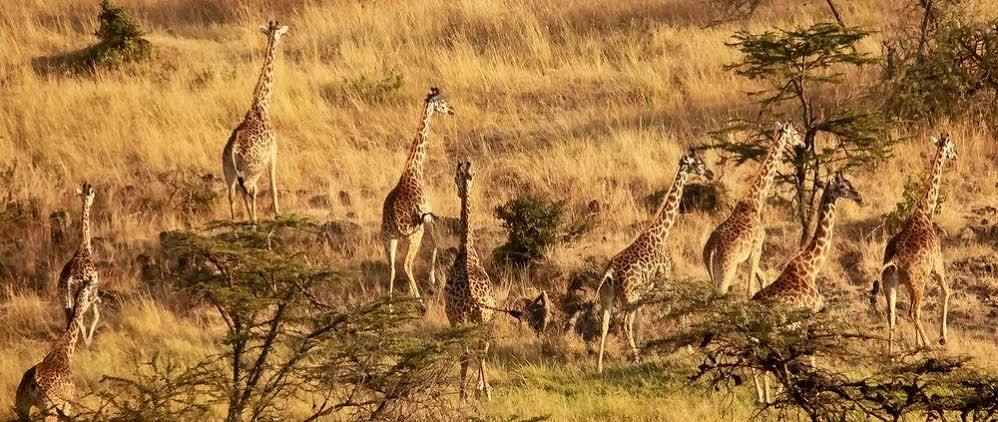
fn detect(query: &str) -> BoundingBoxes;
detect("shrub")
[34,0,152,73]
[494,194,591,266]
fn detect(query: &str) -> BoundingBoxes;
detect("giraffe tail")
[594,269,614,303]
[869,262,897,316]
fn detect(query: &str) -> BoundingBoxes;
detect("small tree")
[70,218,468,421]
[494,194,592,266]
[87,0,153,68]
[713,23,893,244]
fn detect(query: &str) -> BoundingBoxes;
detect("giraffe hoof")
[937,337,948,346]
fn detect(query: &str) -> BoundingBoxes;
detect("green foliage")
[643,280,998,421]
[884,172,946,232]
[161,170,221,225]
[346,72,405,103]
[34,0,152,73]
[714,22,893,244]
[77,219,470,421]
[881,1,998,120]
[494,194,591,266]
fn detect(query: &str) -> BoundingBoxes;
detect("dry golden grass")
[0,0,996,420]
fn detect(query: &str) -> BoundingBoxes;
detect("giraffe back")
[884,210,939,272]
[605,233,671,306]
[58,247,98,315]
[752,256,824,312]
[703,200,762,268]
[381,171,430,238]
[224,115,276,185]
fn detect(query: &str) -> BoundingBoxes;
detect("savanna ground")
[0,0,997,420]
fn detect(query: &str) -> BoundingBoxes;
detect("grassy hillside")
[0,0,996,420]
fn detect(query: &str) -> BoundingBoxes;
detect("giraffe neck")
[916,146,947,216]
[402,105,435,181]
[644,169,691,247]
[43,297,86,367]
[249,35,279,118]
[803,189,838,273]
[745,134,790,212]
[459,187,474,252]
[80,201,92,252]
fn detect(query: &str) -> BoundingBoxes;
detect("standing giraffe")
[381,87,454,300]
[57,182,100,346]
[703,122,804,298]
[222,20,289,222]
[15,284,95,421]
[873,134,956,353]
[750,172,863,403]
[596,150,713,373]
[446,160,522,400]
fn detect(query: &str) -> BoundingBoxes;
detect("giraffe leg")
[933,255,950,346]
[384,238,398,298]
[763,373,772,404]
[459,346,470,401]
[747,231,766,296]
[624,309,640,362]
[269,155,279,217]
[882,265,899,354]
[596,290,614,374]
[478,340,492,401]
[227,181,237,220]
[86,302,100,345]
[240,183,252,222]
[403,226,425,300]
[76,303,89,346]
[910,283,931,348]
[424,216,438,290]
[250,184,259,223]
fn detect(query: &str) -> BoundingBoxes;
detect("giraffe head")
[931,133,957,161]
[76,182,95,210]
[425,87,456,116]
[679,149,714,181]
[775,121,804,149]
[259,20,290,45]
[454,158,474,198]
[825,172,863,205]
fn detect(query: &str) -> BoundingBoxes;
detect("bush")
[494,194,591,266]
[34,0,152,73]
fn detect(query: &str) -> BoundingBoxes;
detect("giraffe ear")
[76,187,83,195]
[259,25,271,35]
[276,26,289,36]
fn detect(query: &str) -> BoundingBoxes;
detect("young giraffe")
[446,159,522,400]
[750,172,863,403]
[703,122,804,298]
[222,20,289,222]
[873,134,956,353]
[57,182,100,346]
[15,283,95,421]
[596,150,713,373]
[381,88,454,300]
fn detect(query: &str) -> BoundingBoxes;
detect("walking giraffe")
[873,134,956,353]
[222,20,289,222]
[446,159,522,400]
[596,150,713,373]
[703,122,804,298]
[750,172,863,403]
[15,284,96,421]
[57,182,99,346]
[381,87,454,300]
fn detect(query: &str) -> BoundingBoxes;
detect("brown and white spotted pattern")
[703,122,804,298]
[875,134,956,353]
[16,284,95,421]
[57,182,100,346]
[596,150,713,373]
[381,87,455,300]
[445,159,499,400]
[223,20,289,222]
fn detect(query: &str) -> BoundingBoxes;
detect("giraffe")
[873,134,956,353]
[381,87,454,301]
[57,182,100,346]
[15,283,96,421]
[445,159,522,400]
[222,20,289,223]
[703,122,804,299]
[750,172,863,403]
[596,150,713,373]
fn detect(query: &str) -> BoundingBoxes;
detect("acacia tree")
[72,219,468,421]
[713,23,893,244]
